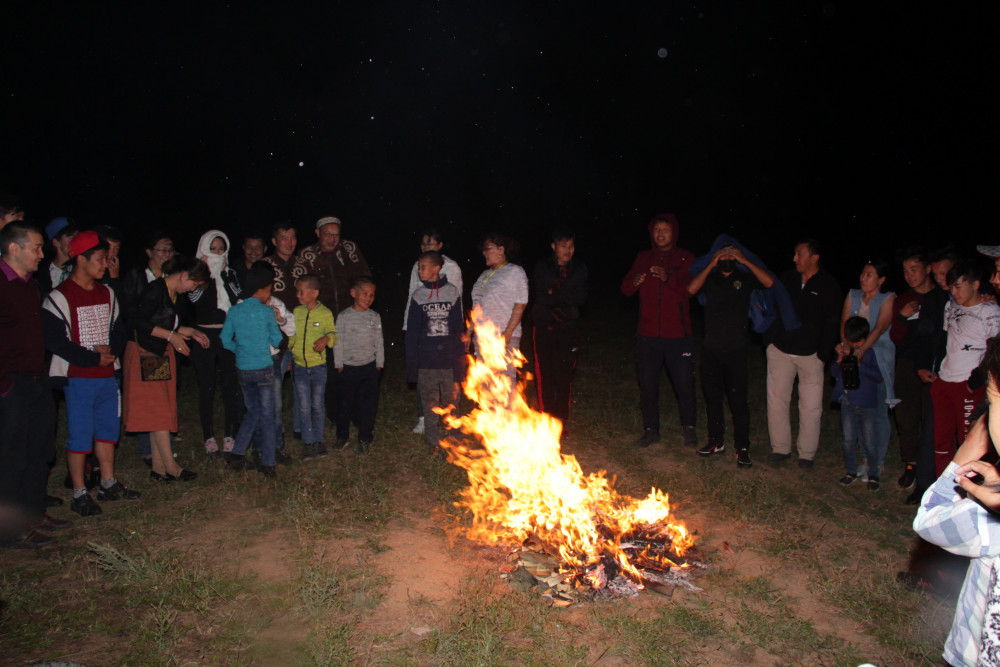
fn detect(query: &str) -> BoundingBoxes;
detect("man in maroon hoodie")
[621,213,697,449]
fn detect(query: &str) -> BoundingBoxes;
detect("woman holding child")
[470,233,529,384]
[836,259,897,487]
[123,257,211,481]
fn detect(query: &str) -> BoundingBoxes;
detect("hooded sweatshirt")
[405,275,465,383]
[620,213,695,339]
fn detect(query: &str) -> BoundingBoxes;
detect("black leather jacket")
[130,278,177,355]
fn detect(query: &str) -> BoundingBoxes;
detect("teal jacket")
[221,297,284,371]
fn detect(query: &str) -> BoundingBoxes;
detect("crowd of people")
[0,192,591,551]
[4,194,1000,664]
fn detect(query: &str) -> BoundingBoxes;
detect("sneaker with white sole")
[697,442,725,457]
[412,417,425,434]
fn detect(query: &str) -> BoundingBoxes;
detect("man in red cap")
[42,230,136,517]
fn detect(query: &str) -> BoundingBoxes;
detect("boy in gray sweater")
[333,276,384,452]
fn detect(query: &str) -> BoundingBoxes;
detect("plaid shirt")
[914,462,1000,667]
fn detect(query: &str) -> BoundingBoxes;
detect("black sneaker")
[275,448,292,466]
[798,459,814,469]
[71,493,103,517]
[227,454,251,471]
[259,465,276,478]
[868,476,880,492]
[839,474,858,486]
[682,426,698,449]
[898,464,916,490]
[97,481,141,501]
[633,430,660,448]
[697,442,725,457]
[301,443,316,461]
[736,449,753,468]
[315,443,329,458]
[767,452,791,463]
[906,487,925,506]
[333,439,350,451]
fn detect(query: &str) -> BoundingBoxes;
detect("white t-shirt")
[939,300,1000,383]
[471,263,529,339]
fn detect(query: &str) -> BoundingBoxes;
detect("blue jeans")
[271,350,296,444]
[293,363,327,445]
[841,396,887,478]
[234,366,276,466]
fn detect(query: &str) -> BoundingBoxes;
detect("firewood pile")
[500,536,705,607]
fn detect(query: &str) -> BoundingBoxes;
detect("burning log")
[439,308,703,605]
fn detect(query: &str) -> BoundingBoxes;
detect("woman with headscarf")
[182,230,243,457]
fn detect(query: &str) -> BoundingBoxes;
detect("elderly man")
[292,216,371,422]
[292,217,370,315]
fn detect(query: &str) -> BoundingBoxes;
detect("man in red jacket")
[621,213,697,449]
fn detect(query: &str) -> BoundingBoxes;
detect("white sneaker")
[412,417,425,434]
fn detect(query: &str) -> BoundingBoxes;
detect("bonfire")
[437,307,701,603]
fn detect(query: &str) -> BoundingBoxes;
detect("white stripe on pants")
[766,344,825,460]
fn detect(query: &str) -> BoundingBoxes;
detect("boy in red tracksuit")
[620,213,696,449]
[930,261,1000,474]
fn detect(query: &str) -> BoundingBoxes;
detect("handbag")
[136,334,171,381]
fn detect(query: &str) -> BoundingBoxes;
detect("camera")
[840,353,860,390]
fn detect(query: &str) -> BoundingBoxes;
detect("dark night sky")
[3,2,997,294]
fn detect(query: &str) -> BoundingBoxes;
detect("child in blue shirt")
[831,316,886,490]
[221,262,283,476]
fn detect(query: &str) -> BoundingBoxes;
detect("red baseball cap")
[68,230,102,258]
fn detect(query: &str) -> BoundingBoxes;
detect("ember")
[437,308,702,603]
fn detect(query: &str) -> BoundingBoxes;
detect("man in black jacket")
[532,227,588,428]
[763,239,842,468]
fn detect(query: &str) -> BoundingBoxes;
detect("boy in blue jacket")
[831,316,885,491]
[221,262,283,477]
[405,251,465,454]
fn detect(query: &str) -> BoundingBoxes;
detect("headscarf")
[196,230,232,312]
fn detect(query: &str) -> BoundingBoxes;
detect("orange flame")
[437,307,694,584]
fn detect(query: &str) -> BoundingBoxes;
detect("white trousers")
[765,344,825,460]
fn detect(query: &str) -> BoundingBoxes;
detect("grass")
[0,302,954,665]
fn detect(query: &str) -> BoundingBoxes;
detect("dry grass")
[0,308,953,666]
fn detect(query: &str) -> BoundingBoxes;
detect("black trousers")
[701,346,750,449]
[325,348,340,424]
[336,362,379,442]
[636,335,696,433]
[533,324,580,423]
[894,358,927,463]
[189,327,243,440]
[0,374,55,539]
